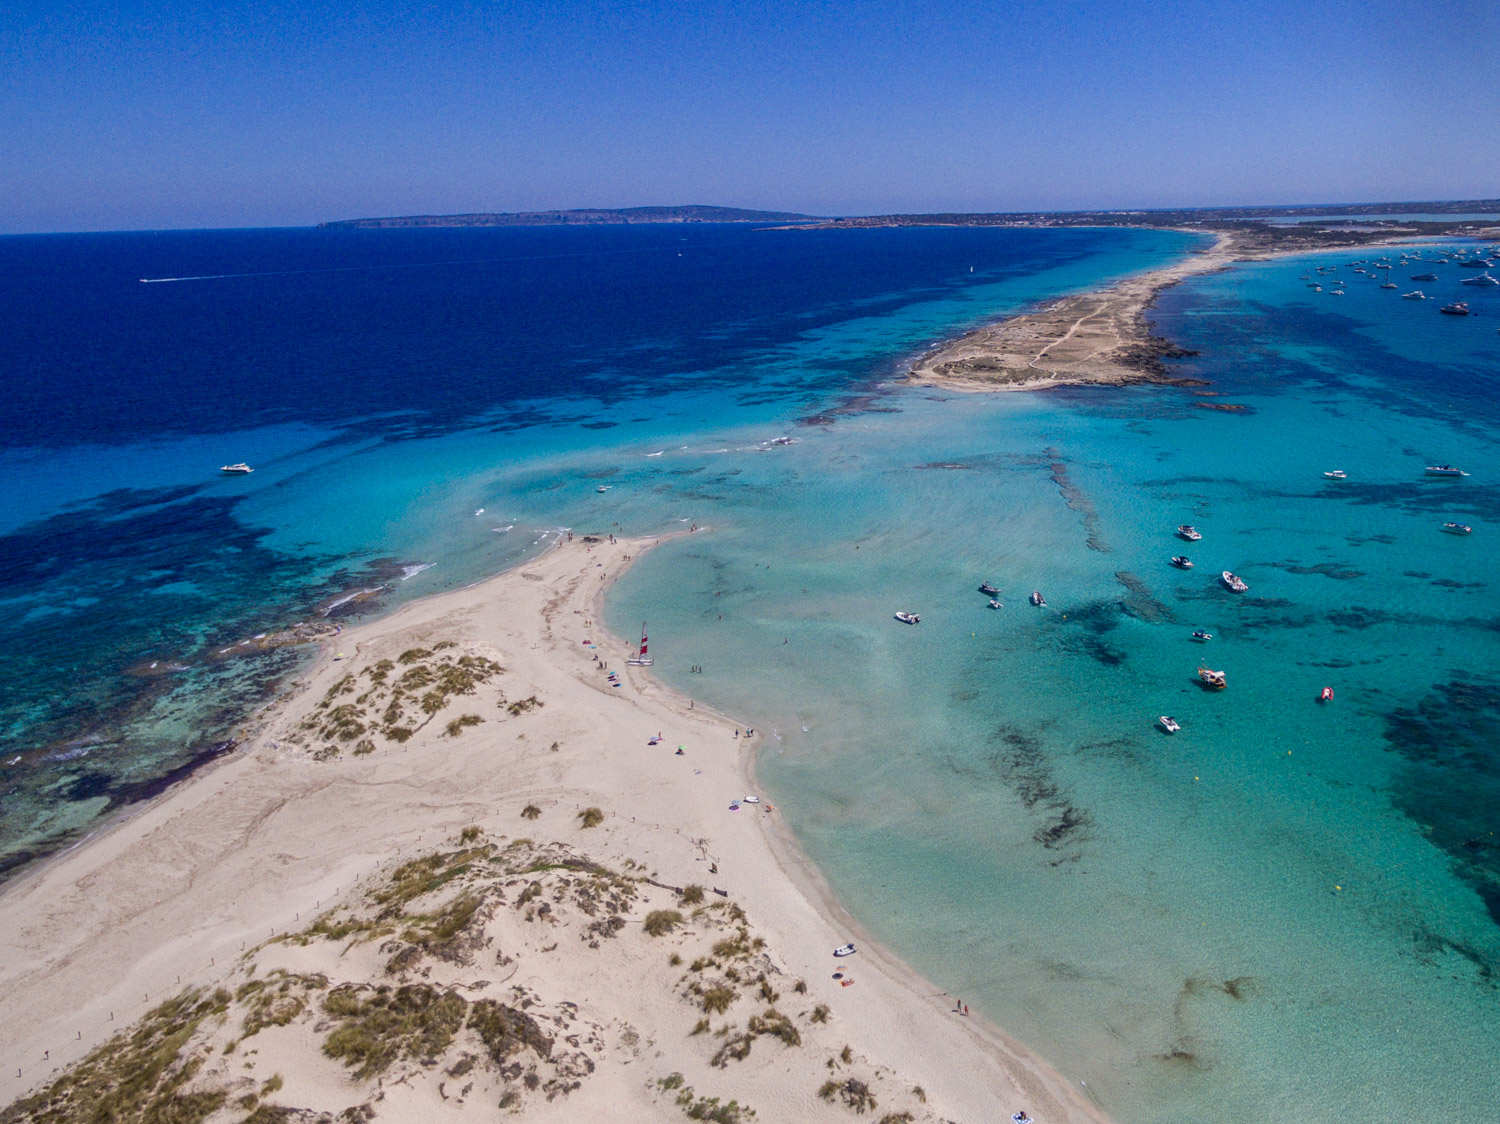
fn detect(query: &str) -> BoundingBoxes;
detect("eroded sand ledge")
[0,536,1113,1124]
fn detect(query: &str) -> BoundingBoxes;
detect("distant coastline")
[318,204,820,228]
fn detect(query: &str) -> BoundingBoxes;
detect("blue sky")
[2,0,1495,232]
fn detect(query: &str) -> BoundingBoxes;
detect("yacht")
[1190,630,1213,642]
[1440,302,1470,315]
[1158,716,1181,734]
[1323,470,1348,479]
[1221,571,1249,593]
[1402,291,1426,300]
[1331,289,1346,296]
[1425,465,1469,477]
[1458,258,1491,268]
[1380,282,1398,289]
[1177,525,1202,542]
[1197,665,1228,690]
[894,611,921,625]
[1171,556,1193,569]
[1030,591,1046,607]
[1411,272,1438,281]
[1461,273,1498,286]
[219,463,253,475]
[1441,522,1473,535]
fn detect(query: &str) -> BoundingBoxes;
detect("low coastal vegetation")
[3,828,939,1123]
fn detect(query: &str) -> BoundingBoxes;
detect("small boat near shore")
[1425,465,1469,477]
[220,463,253,475]
[894,611,921,625]
[1171,556,1193,569]
[1030,591,1046,607]
[626,622,653,666]
[833,943,857,957]
[1221,571,1249,593]
[1158,716,1180,734]
[1177,525,1202,542]
[1441,522,1473,535]
[1198,665,1227,690]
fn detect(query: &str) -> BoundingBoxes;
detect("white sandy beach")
[0,533,1113,1124]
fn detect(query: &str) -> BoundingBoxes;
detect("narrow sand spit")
[0,535,1112,1124]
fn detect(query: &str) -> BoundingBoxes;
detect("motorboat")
[1177,525,1202,542]
[1323,470,1347,479]
[1171,556,1193,569]
[1158,716,1181,734]
[988,599,1002,609]
[833,943,857,957]
[1312,285,1323,292]
[596,485,611,493]
[1221,571,1249,593]
[1425,465,1469,477]
[1375,263,1391,270]
[1197,665,1227,690]
[1319,687,1334,703]
[219,463,253,474]
[1190,630,1213,642]
[626,622,653,666]
[894,611,921,625]
[1461,273,1499,286]
[1440,302,1470,315]
[1458,258,1490,268]
[978,581,1000,596]
[1411,272,1438,281]
[1441,522,1473,534]
[1402,291,1426,300]
[1330,289,1346,296]
[1030,591,1046,607]
[1380,282,1398,289]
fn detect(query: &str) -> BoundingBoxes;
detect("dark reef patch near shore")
[1383,681,1500,936]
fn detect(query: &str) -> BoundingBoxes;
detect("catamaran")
[626,622,653,666]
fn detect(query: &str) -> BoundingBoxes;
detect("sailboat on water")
[627,622,653,666]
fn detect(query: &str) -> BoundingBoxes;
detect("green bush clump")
[643,909,684,937]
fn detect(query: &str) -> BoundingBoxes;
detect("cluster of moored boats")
[1301,247,1499,316]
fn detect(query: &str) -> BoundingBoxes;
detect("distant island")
[319,204,819,228]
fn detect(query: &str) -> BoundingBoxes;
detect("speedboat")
[1380,282,1398,289]
[1402,291,1426,300]
[1221,571,1249,593]
[1171,556,1193,569]
[1030,591,1046,607]
[1440,302,1470,315]
[978,581,1000,596]
[1331,289,1346,296]
[1411,272,1438,281]
[1158,716,1180,734]
[833,943,857,957]
[1197,665,1227,690]
[596,485,611,493]
[1177,525,1202,542]
[219,463,253,474]
[1425,465,1469,477]
[1323,470,1348,479]
[988,599,1002,609]
[894,611,921,625]
[1461,273,1499,286]
[1441,522,1473,534]
[1190,630,1213,642]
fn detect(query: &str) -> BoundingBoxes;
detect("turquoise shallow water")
[5,227,1498,1120]
[607,246,1500,1122]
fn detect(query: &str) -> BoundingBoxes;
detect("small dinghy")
[833,943,857,957]
[1198,665,1227,690]
[1221,571,1249,593]
[978,581,1000,596]
[988,599,1002,610]
[894,611,921,625]
[742,795,760,804]
[1191,630,1213,642]
[1171,556,1193,569]
[1030,591,1046,607]
[1319,687,1334,702]
[1323,470,1347,479]
[1158,716,1181,734]
[1177,525,1202,541]
[1442,522,1473,535]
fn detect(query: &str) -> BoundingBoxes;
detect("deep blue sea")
[3,224,1498,1122]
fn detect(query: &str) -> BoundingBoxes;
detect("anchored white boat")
[1441,522,1473,535]
[626,622,653,666]
[1221,571,1249,593]
[1171,556,1193,569]
[1402,291,1426,300]
[894,611,921,625]
[833,943,857,957]
[1158,716,1180,734]
[1323,470,1347,479]
[220,463,253,475]
[1425,465,1469,477]
[1198,665,1227,690]
[1030,591,1046,607]
[988,599,1002,610]
[1461,273,1499,286]
[1191,630,1213,642]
